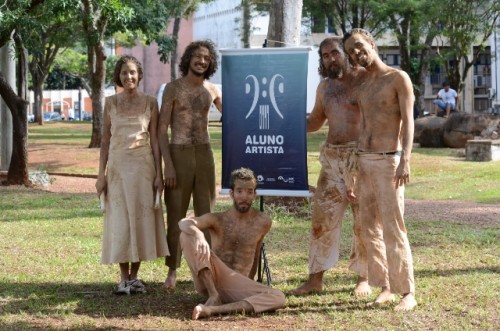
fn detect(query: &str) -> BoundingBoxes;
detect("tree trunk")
[0,40,14,172]
[267,0,303,47]
[415,33,435,116]
[241,0,251,48]
[0,35,30,186]
[170,17,181,82]
[7,98,29,186]
[87,42,106,148]
[32,75,44,125]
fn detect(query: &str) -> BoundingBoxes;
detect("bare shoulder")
[317,78,329,91]
[165,80,180,91]
[388,67,411,83]
[203,81,222,99]
[105,94,116,103]
[256,210,272,231]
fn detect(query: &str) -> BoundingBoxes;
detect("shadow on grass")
[415,265,499,277]
[0,280,200,320]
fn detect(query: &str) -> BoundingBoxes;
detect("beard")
[190,68,205,77]
[326,65,344,79]
[234,200,251,213]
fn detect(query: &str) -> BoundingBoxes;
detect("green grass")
[0,122,497,330]
[28,122,93,143]
[27,122,500,204]
[408,148,500,203]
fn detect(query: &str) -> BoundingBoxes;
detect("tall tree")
[267,0,303,47]
[370,0,441,115]
[301,0,386,36]
[434,0,500,94]
[25,0,80,124]
[79,0,209,148]
[0,0,46,185]
[79,0,133,148]
[52,46,119,94]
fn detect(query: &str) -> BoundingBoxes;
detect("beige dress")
[101,95,169,264]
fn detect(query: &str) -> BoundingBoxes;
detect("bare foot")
[287,272,323,296]
[354,277,372,297]
[287,281,322,296]
[192,304,209,320]
[162,269,176,290]
[394,293,417,311]
[367,288,395,307]
[205,295,222,306]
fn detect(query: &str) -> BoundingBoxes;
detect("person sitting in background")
[433,82,458,118]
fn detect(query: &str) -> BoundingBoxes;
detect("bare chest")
[358,77,399,113]
[173,86,213,116]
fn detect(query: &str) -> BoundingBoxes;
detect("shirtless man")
[159,40,222,289]
[343,28,417,311]
[179,167,286,320]
[288,37,370,297]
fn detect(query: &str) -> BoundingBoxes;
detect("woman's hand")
[95,176,106,197]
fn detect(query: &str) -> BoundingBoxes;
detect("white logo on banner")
[245,74,285,130]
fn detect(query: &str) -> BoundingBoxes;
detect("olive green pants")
[164,144,216,269]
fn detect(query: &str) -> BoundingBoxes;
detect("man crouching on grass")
[179,167,285,320]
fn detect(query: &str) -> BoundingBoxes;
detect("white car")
[156,83,222,122]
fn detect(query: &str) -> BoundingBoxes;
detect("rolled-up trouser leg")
[180,233,286,312]
[308,144,353,274]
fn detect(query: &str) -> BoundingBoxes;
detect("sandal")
[128,279,146,294]
[113,281,130,295]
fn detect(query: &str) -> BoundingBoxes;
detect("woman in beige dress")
[95,55,169,294]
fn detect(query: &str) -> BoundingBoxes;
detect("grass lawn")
[0,122,498,330]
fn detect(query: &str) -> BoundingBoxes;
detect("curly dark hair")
[230,167,257,190]
[343,28,378,53]
[179,40,219,79]
[113,55,143,88]
[317,36,344,78]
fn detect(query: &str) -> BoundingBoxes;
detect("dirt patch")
[36,176,500,226]
[11,131,499,226]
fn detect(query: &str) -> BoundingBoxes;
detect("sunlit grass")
[5,121,496,329]
[0,186,498,330]
[28,122,500,203]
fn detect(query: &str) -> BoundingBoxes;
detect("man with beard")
[178,168,286,320]
[159,40,222,289]
[288,37,370,297]
[343,28,417,311]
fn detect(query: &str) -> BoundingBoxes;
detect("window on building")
[386,54,400,66]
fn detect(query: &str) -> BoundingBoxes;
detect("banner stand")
[220,47,312,199]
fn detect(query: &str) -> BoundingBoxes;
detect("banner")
[220,48,311,197]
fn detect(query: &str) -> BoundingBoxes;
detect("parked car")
[156,83,222,122]
[43,111,62,121]
[81,111,92,121]
[27,113,34,123]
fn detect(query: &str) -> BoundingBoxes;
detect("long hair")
[317,37,344,78]
[179,40,219,79]
[113,55,143,88]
